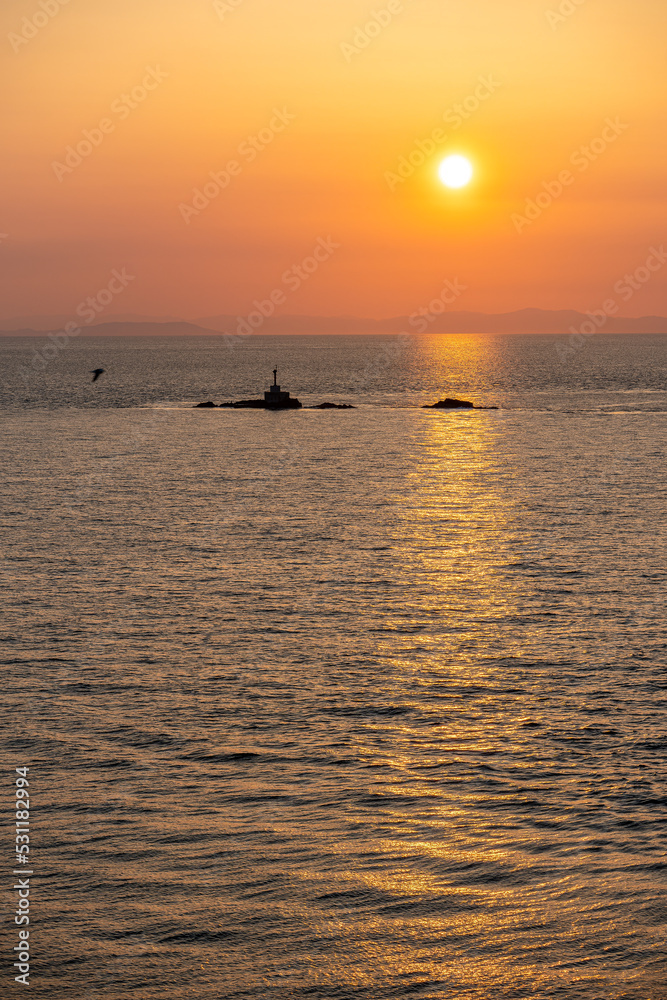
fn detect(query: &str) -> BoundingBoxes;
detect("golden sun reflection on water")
[315,407,605,996]
[378,404,521,672]
[288,847,581,997]
[419,332,507,399]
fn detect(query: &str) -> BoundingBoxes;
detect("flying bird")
[90,368,105,382]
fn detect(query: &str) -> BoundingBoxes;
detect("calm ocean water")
[2,334,666,999]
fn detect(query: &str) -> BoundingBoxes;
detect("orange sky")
[1,0,666,322]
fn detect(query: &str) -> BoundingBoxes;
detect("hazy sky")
[1,0,666,321]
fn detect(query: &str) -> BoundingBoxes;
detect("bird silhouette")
[90,368,105,382]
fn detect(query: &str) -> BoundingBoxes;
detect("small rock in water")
[312,402,355,409]
[423,397,474,409]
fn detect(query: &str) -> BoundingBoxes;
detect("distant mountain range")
[195,310,667,335]
[2,309,666,336]
[0,313,183,331]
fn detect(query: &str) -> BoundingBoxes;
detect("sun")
[438,155,474,189]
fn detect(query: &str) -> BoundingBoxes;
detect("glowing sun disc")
[438,155,473,188]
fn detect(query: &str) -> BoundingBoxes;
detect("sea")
[1,333,666,999]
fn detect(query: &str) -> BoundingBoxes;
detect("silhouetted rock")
[423,397,474,409]
[195,370,337,410]
[311,402,355,409]
[227,399,268,409]
[202,397,303,409]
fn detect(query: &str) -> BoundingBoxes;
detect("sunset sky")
[1,0,666,322]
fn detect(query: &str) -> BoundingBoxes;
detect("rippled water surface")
[1,335,666,999]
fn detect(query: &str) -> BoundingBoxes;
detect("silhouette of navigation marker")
[90,368,105,382]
